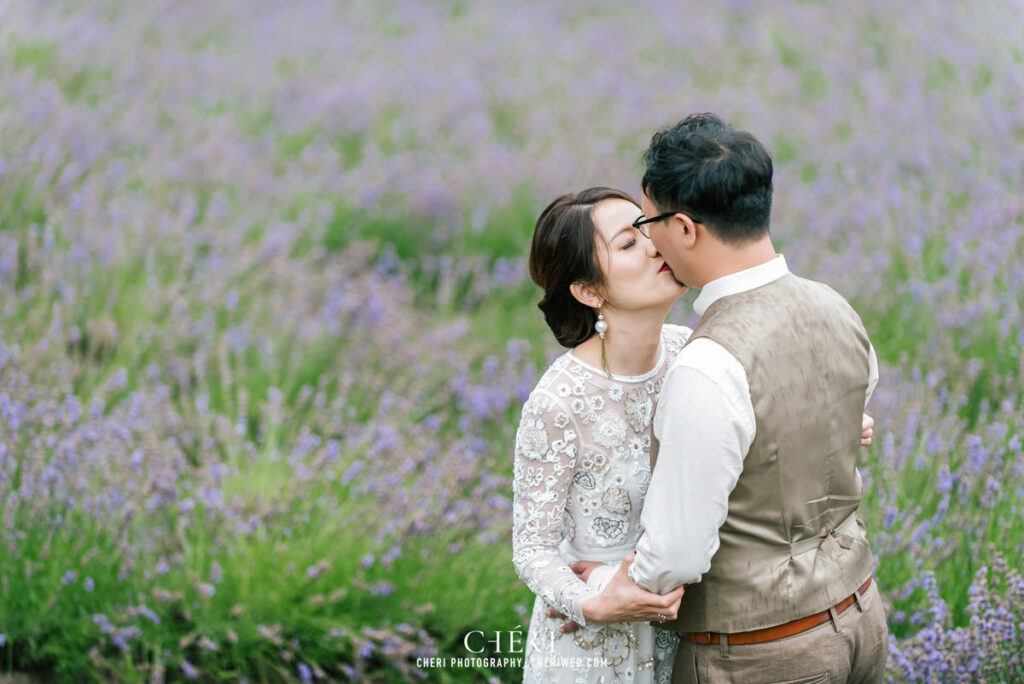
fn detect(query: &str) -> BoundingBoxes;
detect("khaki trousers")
[671,580,888,684]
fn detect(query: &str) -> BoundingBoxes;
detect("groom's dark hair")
[642,113,773,245]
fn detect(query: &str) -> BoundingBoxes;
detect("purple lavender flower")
[342,461,364,486]
[306,561,329,579]
[92,614,113,635]
[137,605,160,625]
[181,660,199,680]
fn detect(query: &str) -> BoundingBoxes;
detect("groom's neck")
[694,235,777,288]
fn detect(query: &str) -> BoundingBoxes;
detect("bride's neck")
[574,310,665,377]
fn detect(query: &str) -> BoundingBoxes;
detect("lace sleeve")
[511,390,597,626]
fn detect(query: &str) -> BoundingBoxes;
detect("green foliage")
[8,39,111,103]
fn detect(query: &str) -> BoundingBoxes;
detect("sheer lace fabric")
[512,324,691,683]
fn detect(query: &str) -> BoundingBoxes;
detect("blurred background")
[0,0,1022,681]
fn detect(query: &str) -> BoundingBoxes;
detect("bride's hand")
[861,413,874,446]
[581,553,685,625]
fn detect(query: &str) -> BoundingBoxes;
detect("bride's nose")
[644,237,659,257]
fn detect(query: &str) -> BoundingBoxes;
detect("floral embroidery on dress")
[637,469,652,496]
[592,410,626,448]
[579,448,609,474]
[624,387,654,433]
[591,516,628,544]
[564,510,577,541]
[600,625,635,666]
[573,470,597,490]
[524,466,545,488]
[517,417,550,461]
[573,624,604,651]
[601,487,632,515]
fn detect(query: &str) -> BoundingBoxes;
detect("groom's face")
[641,192,689,288]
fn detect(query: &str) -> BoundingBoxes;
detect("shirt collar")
[693,254,790,317]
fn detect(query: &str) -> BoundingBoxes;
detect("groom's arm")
[628,339,754,594]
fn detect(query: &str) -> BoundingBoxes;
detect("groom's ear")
[569,282,603,309]
[676,213,699,248]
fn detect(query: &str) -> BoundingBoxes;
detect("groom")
[605,113,887,682]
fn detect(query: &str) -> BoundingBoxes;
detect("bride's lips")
[659,261,687,287]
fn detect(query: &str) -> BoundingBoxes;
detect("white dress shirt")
[626,255,879,594]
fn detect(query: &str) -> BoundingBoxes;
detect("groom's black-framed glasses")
[632,210,703,239]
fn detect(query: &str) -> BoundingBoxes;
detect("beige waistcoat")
[662,273,876,634]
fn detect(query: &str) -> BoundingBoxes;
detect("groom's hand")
[543,607,582,633]
[581,553,685,625]
[569,559,603,583]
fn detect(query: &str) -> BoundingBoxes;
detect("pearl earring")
[596,309,611,379]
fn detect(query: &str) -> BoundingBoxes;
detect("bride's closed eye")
[621,239,636,250]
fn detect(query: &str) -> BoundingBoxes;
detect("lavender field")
[1,0,1022,682]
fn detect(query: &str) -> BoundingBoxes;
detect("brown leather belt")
[682,577,872,646]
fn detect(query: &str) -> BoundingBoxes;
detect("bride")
[512,187,875,682]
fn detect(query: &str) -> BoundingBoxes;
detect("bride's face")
[591,199,687,314]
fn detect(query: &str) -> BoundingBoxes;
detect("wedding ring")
[657,613,667,622]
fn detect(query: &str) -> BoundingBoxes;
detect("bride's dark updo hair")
[528,187,639,348]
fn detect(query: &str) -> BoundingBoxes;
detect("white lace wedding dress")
[512,324,691,683]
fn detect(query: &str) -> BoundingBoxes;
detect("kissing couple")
[512,113,888,683]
